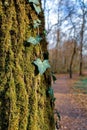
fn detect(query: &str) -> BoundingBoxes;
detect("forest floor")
[53,73,87,130]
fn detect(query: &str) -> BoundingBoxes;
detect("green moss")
[7,77,19,130]
[0,0,55,130]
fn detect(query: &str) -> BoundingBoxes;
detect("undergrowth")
[74,77,87,94]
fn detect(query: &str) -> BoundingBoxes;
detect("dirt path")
[53,74,87,130]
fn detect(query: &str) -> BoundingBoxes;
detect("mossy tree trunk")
[0,0,55,130]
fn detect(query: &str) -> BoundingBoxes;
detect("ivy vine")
[28,0,41,14]
[27,1,61,129]
[33,19,41,28]
[33,58,51,75]
[27,35,42,45]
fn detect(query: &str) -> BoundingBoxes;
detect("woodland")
[45,0,87,129]
[45,0,87,78]
[0,0,87,130]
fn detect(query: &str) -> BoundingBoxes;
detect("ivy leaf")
[27,37,38,45]
[56,111,61,121]
[28,0,41,14]
[43,30,47,35]
[33,4,41,14]
[55,109,61,121]
[37,19,41,23]
[48,87,54,97]
[36,35,42,42]
[28,0,39,5]
[52,74,57,82]
[33,19,41,28]
[27,35,42,45]
[33,58,51,74]
[51,71,57,83]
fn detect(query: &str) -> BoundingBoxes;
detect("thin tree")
[79,0,86,75]
[69,40,77,78]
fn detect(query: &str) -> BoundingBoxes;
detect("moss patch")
[0,0,55,130]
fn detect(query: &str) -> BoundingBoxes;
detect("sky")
[42,0,87,51]
[41,0,59,49]
[44,0,58,29]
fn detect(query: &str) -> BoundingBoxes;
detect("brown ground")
[53,74,87,130]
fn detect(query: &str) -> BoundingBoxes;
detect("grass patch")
[74,77,87,94]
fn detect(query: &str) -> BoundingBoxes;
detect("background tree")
[68,39,77,78]
[78,0,86,75]
[46,0,87,76]
[0,0,55,130]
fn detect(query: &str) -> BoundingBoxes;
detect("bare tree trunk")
[0,1,55,130]
[79,0,86,76]
[79,13,85,76]
[79,43,83,76]
[69,41,76,78]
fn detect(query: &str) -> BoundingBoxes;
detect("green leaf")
[36,35,42,42]
[51,72,57,83]
[52,74,57,82]
[33,4,41,14]
[37,19,41,23]
[51,97,56,103]
[33,19,41,28]
[33,58,51,74]
[28,0,39,5]
[48,87,54,98]
[55,110,61,121]
[27,35,42,45]
[27,37,38,45]
[43,30,47,35]
[57,111,61,121]
[53,97,56,101]
[28,0,41,14]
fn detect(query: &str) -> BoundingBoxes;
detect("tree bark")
[69,40,76,78]
[0,1,55,130]
[79,2,85,76]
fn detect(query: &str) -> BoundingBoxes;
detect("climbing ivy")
[33,4,41,14]
[28,1,60,129]
[47,87,54,98]
[51,71,57,83]
[27,0,51,75]
[43,30,47,36]
[27,35,42,45]
[47,87,56,102]
[28,0,39,5]
[54,109,61,129]
[28,0,41,14]
[33,19,41,28]
[33,58,51,74]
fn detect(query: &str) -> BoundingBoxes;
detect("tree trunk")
[79,45,83,76]
[79,7,85,76]
[79,27,83,76]
[69,40,76,78]
[0,1,55,130]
